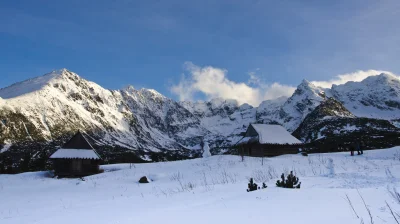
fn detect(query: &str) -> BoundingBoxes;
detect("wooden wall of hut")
[53,159,100,177]
[238,143,301,157]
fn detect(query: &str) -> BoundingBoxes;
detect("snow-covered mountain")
[276,80,328,132]
[331,73,400,120]
[292,97,399,143]
[1,69,400,172]
[180,98,257,147]
[0,69,207,153]
[256,96,287,124]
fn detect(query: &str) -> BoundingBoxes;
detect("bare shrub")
[282,167,289,176]
[177,179,196,192]
[210,170,238,185]
[185,182,196,191]
[200,170,213,191]
[252,169,269,183]
[394,150,400,161]
[308,157,314,165]
[388,187,400,203]
[219,169,237,184]
[344,193,359,218]
[385,201,400,224]
[170,171,183,182]
[317,154,328,165]
[357,190,374,224]
[252,165,278,183]
[192,162,212,170]
[292,167,306,177]
[227,160,236,167]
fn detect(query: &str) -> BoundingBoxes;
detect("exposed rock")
[138,176,150,183]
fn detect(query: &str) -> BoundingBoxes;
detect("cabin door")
[71,160,82,173]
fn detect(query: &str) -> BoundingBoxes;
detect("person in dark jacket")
[356,141,361,155]
[349,143,354,156]
[360,140,365,155]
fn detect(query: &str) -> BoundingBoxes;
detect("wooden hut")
[237,124,303,157]
[49,131,102,177]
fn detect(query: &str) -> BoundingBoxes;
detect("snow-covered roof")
[50,149,101,160]
[246,124,302,144]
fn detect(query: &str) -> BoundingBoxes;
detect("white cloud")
[170,62,296,106]
[311,70,399,88]
[263,83,296,100]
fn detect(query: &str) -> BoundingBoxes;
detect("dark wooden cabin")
[49,131,102,177]
[237,124,303,157]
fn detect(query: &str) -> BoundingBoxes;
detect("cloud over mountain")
[171,64,400,107]
[311,70,399,88]
[170,62,296,106]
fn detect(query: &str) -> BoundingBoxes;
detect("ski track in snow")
[1,147,400,224]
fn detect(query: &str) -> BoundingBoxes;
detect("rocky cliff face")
[292,98,399,143]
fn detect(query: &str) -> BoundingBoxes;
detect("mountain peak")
[378,72,398,79]
[374,72,399,82]
[53,68,68,74]
[123,85,135,93]
[139,88,166,99]
[0,68,83,99]
[292,78,324,97]
[357,72,400,87]
[46,68,75,78]
[295,79,322,93]
[301,79,311,85]
[209,98,239,109]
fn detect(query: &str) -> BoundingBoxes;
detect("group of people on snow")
[348,139,365,156]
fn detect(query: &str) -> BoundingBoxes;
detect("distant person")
[360,140,365,155]
[349,144,354,156]
[356,141,361,155]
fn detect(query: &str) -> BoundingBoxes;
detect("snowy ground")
[2,148,400,224]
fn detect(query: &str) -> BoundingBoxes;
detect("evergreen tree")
[247,178,258,192]
[276,171,301,189]
[262,182,268,189]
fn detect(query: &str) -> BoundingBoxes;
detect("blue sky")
[1,0,399,105]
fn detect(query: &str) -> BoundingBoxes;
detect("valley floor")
[1,148,400,224]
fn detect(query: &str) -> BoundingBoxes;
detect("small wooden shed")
[237,124,303,157]
[49,131,101,177]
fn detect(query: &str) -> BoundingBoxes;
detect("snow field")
[1,147,400,223]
